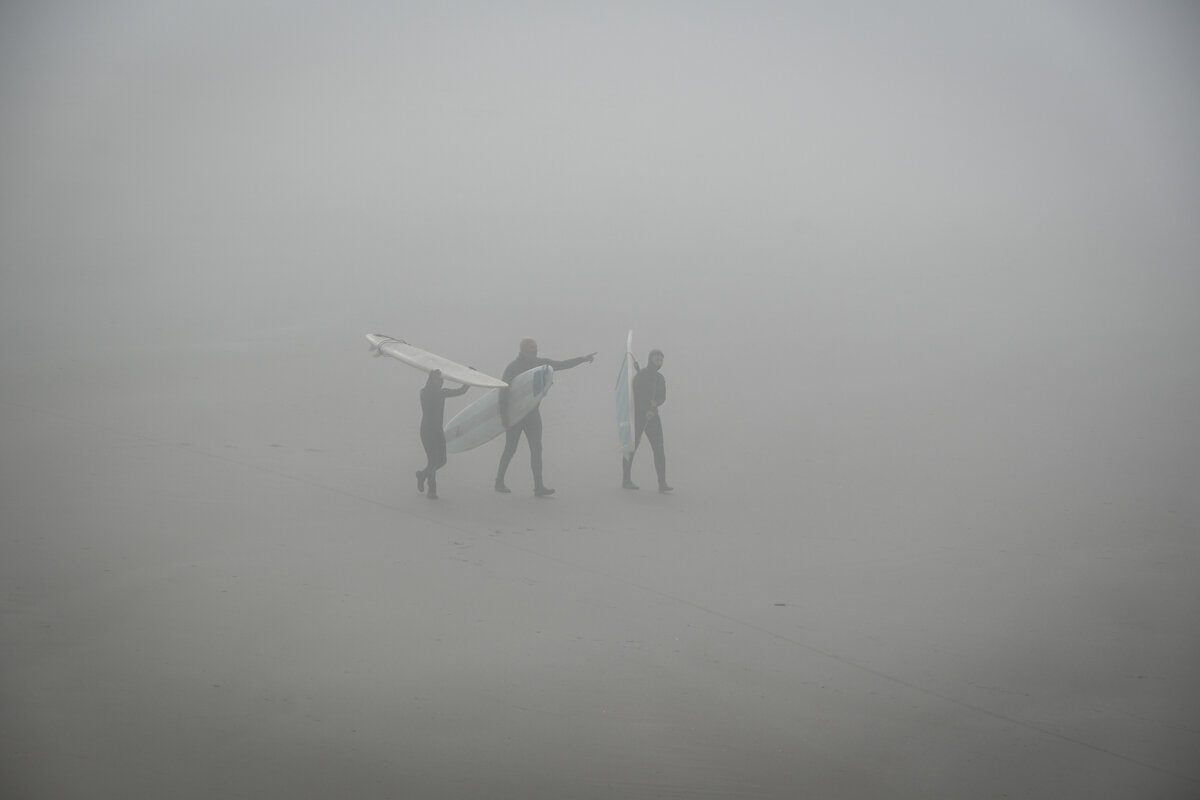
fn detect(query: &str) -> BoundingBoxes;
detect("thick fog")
[2,2,1198,798]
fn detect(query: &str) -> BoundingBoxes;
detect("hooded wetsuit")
[496,353,589,490]
[624,363,668,488]
[418,380,468,492]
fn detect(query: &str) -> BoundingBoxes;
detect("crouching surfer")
[416,370,469,499]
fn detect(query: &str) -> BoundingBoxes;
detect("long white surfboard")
[615,330,637,455]
[444,365,554,453]
[366,334,507,388]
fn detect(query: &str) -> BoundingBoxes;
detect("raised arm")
[542,352,596,371]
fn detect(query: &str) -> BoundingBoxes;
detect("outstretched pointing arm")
[544,352,596,371]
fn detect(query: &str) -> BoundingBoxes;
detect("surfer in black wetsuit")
[623,348,672,492]
[416,370,469,499]
[495,338,596,497]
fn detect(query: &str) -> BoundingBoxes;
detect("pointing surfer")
[416,370,469,499]
[495,338,596,497]
[623,349,672,493]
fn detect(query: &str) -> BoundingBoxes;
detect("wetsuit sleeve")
[441,384,470,398]
[542,356,588,371]
[656,374,666,407]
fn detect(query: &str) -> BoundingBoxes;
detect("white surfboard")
[615,330,637,455]
[444,365,554,453]
[366,334,507,388]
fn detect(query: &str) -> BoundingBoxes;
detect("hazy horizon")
[2,2,1198,797]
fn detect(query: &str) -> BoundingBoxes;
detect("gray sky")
[1,0,1197,357]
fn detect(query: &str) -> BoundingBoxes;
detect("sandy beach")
[2,340,1197,798]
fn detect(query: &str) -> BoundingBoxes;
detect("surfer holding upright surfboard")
[495,338,596,497]
[623,349,673,493]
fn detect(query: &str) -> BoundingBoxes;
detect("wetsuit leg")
[420,429,447,494]
[496,421,524,483]
[424,431,439,482]
[421,429,447,473]
[645,415,666,487]
[431,436,447,473]
[524,409,544,489]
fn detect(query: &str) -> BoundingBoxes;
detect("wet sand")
[2,345,1196,799]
